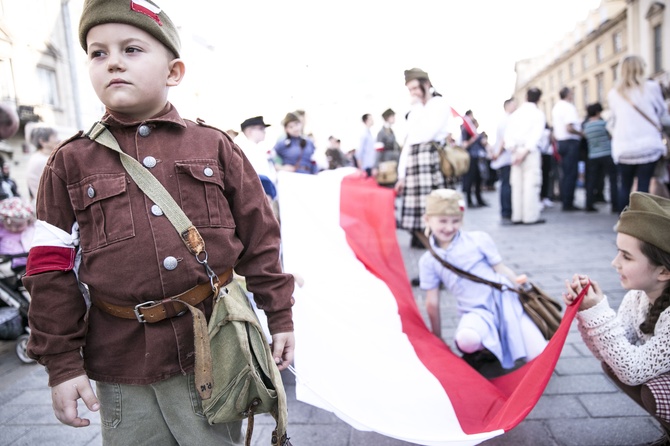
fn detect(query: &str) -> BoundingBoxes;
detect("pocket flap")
[175,161,222,186]
[69,173,127,211]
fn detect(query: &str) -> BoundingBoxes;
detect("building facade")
[0,0,85,155]
[513,0,629,123]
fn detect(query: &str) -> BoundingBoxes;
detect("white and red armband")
[25,220,79,276]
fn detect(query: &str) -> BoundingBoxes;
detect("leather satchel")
[437,143,470,178]
[87,123,291,446]
[415,232,562,340]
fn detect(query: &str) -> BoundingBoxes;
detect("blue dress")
[419,230,528,368]
[273,136,317,174]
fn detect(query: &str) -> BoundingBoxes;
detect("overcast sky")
[71,0,602,149]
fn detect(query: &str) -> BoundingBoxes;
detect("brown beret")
[616,192,670,253]
[425,189,465,216]
[282,112,300,127]
[404,68,430,84]
[79,0,181,58]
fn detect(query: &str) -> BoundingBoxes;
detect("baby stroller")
[0,253,32,363]
[0,197,35,364]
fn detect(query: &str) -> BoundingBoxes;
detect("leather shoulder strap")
[414,231,507,291]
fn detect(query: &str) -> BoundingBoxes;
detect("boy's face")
[424,214,463,245]
[86,23,183,120]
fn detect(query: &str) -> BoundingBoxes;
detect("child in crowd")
[564,192,670,445]
[0,197,34,270]
[419,189,547,373]
[23,1,294,444]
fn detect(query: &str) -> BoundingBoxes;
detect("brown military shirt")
[24,104,293,387]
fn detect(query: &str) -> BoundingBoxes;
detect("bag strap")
[620,93,662,132]
[414,231,512,292]
[87,123,207,255]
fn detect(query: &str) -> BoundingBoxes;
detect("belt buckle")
[134,301,157,323]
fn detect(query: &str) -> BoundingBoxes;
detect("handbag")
[621,93,670,138]
[87,122,290,446]
[437,143,470,178]
[376,160,398,185]
[415,232,562,340]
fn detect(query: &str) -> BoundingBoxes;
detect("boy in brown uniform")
[23,1,294,444]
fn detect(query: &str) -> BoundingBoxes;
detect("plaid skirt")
[399,142,449,232]
[646,372,670,423]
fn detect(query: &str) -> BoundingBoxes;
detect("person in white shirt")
[607,55,670,211]
[551,87,584,211]
[233,116,277,199]
[504,87,546,225]
[395,68,452,249]
[491,98,517,225]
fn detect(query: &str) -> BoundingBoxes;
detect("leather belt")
[91,268,233,323]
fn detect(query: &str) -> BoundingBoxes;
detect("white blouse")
[576,290,670,386]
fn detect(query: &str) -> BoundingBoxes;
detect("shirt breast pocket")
[68,173,135,252]
[175,161,235,229]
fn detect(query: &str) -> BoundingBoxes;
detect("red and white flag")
[277,169,582,445]
[450,107,477,138]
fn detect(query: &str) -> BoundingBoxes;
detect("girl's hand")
[562,274,604,310]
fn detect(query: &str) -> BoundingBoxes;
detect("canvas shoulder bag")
[86,122,290,446]
[436,142,470,178]
[415,231,562,340]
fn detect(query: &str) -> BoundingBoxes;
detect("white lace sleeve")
[576,291,670,386]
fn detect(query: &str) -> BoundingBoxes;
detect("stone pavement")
[0,187,666,446]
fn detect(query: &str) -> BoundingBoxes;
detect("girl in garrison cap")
[564,192,670,445]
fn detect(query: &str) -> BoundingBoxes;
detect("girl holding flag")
[564,192,670,445]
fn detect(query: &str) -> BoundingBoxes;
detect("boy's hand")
[51,375,99,427]
[562,274,604,311]
[271,332,295,371]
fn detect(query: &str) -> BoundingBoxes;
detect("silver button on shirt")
[203,167,214,177]
[138,125,151,137]
[163,256,178,270]
[143,156,157,168]
[87,186,95,198]
[151,205,163,216]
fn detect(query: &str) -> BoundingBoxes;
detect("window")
[582,80,589,107]
[595,72,605,103]
[596,44,604,63]
[549,75,554,91]
[653,24,662,74]
[581,54,588,71]
[569,62,575,79]
[613,31,623,53]
[558,70,564,86]
[0,60,13,101]
[612,63,619,82]
[37,66,60,107]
